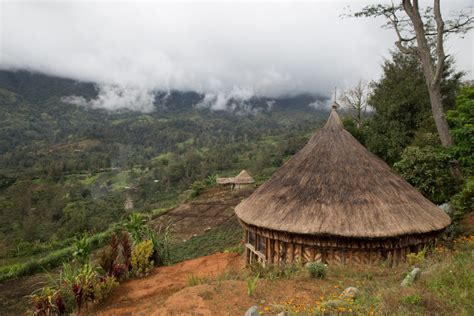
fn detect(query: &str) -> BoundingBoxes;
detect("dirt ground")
[459,212,474,235]
[88,251,336,316]
[0,270,52,315]
[89,252,244,315]
[151,187,253,242]
[0,187,253,315]
[89,250,366,316]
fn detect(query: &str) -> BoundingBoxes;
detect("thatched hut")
[217,170,255,190]
[235,103,451,266]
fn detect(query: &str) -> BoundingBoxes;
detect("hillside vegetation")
[0,70,327,273]
[0,47,473,315]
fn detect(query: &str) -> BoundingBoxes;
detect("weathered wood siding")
[242,222,438,266]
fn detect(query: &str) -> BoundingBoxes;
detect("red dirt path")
[89,252,243,315]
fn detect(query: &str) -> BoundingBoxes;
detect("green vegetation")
[0,226,119,282]
[28,216,173,314]
[425,242,474,312]
[0,70,322,271]
[0,53,473,315]
[246,273,259,296]
[168,218,242,264]
[343,51,472,210]
[306,261,327,279]
[187,274,202,286]
[131,240,154,277]
[394,146,457,203]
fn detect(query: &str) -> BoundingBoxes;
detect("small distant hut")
[235,102,451,266]
[217,170,255,190]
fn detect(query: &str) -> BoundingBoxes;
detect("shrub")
[124,213,148,244]
[72,235,91,264]
[92,276,119,302]
[190,180,206,198]
[29,287,66,316]
[394,146,457,204]
[71,263,96,311]
[447,86,474,173]
[120,231,133,271]
[306,261,327,279]
[153,225,174,266]
[249,262,301,281]
[131,239,154,276]
[98,234,119,276]
[406,248,426,266]
[450,177,474,222]
[204,174,217,187]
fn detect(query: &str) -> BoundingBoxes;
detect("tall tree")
[363,51,461,164]
[340,80,371,129]
[352,0,473,148]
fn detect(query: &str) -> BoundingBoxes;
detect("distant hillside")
[0,69,329,256]
[0,70,329,175]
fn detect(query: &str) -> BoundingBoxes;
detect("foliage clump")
[131,239,154,277]
[306,261,327,279]
[246,273,259,296]
[394,146,457,203]
[406,248,426,266]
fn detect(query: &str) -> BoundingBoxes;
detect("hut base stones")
[217,170,255,190]
[235,102,450,266]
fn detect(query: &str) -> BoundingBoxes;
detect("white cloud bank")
[0,1,472,111]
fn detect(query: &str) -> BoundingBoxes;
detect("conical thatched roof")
[234,170,255,184]
[235,106,451,238]
[216,170,255,185]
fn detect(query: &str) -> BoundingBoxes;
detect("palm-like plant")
[124,213,147,244]
[72,235,91,264]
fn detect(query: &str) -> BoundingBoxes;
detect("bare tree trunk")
[403,0,454,148]
[427,85,453,146]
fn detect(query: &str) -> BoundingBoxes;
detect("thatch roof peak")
[235,110,450,238]
[234,170,255,184]
[217,170,255,185]
[324,105,343,130]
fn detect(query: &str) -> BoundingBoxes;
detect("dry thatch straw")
[217,170,255,185]
[235,106,450,238]
[233,170,255,184]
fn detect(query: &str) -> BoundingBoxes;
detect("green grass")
[79,173,101,185]
[0,225,121,282]
[424,245,474,313]
[168,218,242,264]
[110,170,131,190]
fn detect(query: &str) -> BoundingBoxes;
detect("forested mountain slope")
[0,70,328,256]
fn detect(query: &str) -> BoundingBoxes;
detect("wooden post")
[288,243,294,263]
[268,239,275,264]
[297,244,303,262]
[275,239,280,265]
[309,247,315,262]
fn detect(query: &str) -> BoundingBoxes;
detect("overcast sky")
[0,0,472,111]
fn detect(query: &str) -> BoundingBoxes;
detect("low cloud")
[62,85,156,112]
[1,1,472,112]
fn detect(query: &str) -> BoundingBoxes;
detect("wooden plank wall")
[261,234,429,266]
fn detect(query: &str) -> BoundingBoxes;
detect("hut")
[234,102,451,266]
[217,170,255,190]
